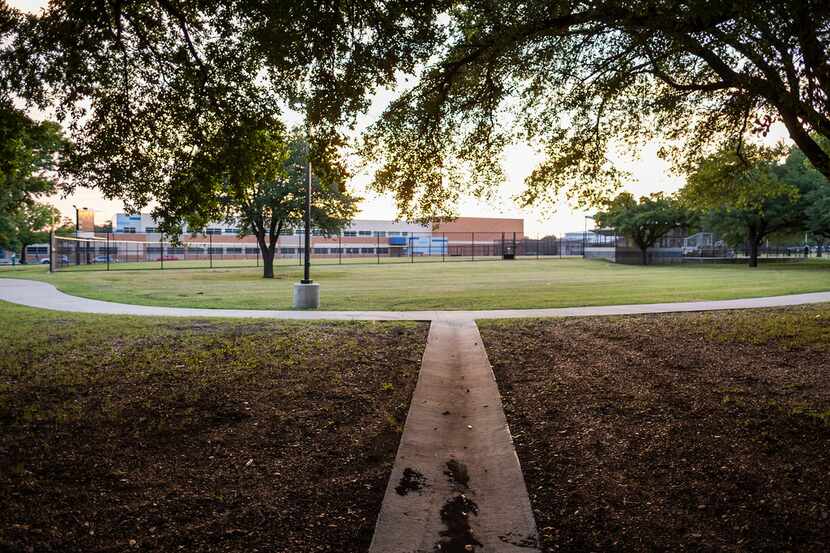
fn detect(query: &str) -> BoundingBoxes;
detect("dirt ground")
[0,305,427,552]
[480,304,830,552]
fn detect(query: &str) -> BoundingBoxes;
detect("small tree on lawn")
[595,192,693,265]
[228,132,359,279]
[683,144,806,267]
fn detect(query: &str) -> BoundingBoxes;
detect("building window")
[376,247,389,254]
[279,229,294,236]
[280,248,295,254]
[225,247,243,254]
[360,247,374,254]
[346,247,360,254]
[358,230,372,236]
[224,228,239,234]
[401,232,408,236]
[144,227,158,233]
[389,231,401,237]
[122,227,136,233]
[244,247,259,254]
[342,230,357,237]
[206,228,222,235]
[373,231,386,237]
[314,248,328,254]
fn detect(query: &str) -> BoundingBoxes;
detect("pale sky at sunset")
[9,0,791,237]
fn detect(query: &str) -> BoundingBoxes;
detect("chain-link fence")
[49,232,593,272]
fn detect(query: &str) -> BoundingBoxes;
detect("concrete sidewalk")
[2,278,829,321]
[369,318,539,552]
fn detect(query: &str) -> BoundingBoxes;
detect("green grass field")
[3,257,830,310]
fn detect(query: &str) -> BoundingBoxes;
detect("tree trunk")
[262,248,275,278]
[817,239,824,258]
[254,230,274,278]
[640,247,649,266]
[19,244,28,264]
[749,238,760,268]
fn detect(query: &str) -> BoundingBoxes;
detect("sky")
[11,0,791,237]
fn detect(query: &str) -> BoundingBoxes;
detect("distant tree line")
[596,142,830,267]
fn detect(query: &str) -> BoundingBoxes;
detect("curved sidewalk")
[2,278,829,320]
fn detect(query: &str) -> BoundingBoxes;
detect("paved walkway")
[370,318,539,552]
[2,278,830,321]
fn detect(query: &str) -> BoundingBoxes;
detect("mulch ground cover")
[0,305,427,552]
[480,304,830,552]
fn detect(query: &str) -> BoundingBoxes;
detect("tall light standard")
[293,156,320,308]
[302,158,312,284]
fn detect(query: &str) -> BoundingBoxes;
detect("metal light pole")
[293,155,320,308]
[302,159,312,284]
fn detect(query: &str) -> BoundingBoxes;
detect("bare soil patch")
[0,306,427,552]
[480,305,830,552]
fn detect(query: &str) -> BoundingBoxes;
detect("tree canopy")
[0,101,65,255]
[2,0,445,230]
[0,101,64,216]
[4,1,830,223]
[363,0,830,218]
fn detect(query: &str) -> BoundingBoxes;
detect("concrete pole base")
[292,282,320,309]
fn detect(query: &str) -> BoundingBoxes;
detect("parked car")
[0,258,12,266]
[93,255,118,263]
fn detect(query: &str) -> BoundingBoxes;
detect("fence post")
[443,232,446,262]
[209,233,213,268]
[107,232,110,270]
[339,233,342,264]
[49,230,54,273]
[411,235,414,263]
[298,233,302,266]
[472,232,475,262]
[513,232,517,257]
[377,234,380,264]
[160,235,164,270]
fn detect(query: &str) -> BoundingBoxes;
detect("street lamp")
[293,157,320,309]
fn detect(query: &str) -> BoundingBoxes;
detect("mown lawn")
[480,304,830,552]
[0,302,428,552]
[2,258,830,310]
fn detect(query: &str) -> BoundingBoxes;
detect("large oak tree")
[364,0,830,218]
